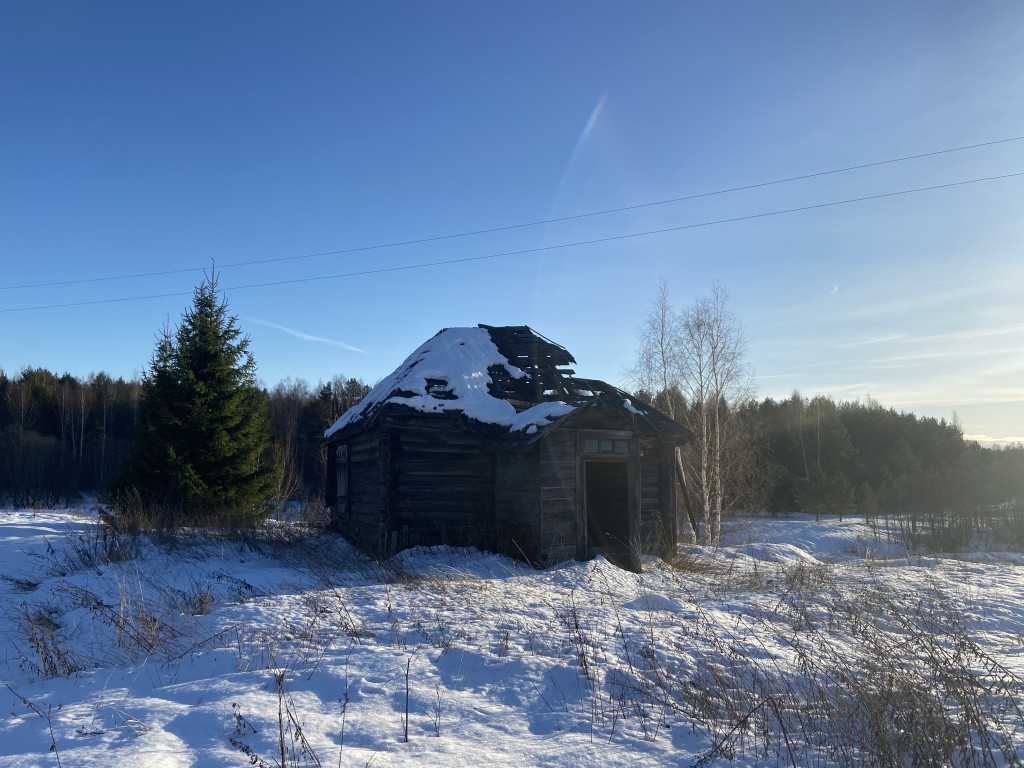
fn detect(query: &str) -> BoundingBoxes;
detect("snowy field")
[1,506,1022,767]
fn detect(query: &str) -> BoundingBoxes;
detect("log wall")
[389,414,495,551]
[494,449,542,562]
[330,429,386,554]
[538,429,578,564]
[328,404,680,567]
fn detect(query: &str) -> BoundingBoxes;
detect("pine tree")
[121,274,281,524]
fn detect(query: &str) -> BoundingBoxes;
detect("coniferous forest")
[0,359,367,505]
[0,361,1019,542]
[752,395,1024,547]
[0,365,368,508]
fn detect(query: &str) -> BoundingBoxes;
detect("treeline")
[752,394,1024,547]
[266,376,371,503]
[5,363,1023,549]
[640,385,1024,548]
[0,368,139,503]
[0,367,369,506]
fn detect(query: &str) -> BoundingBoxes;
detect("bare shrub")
[996,502,1024,549]
[558,591,597,687]
[173,580,214,616]
[639,564,1024,766]
[667,548,725,575]
[39,525,140,577]
[6,685,64,767]
[229,673,323,767]
[20,605,82,679]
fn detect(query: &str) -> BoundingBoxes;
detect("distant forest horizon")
[2,364,1021,552]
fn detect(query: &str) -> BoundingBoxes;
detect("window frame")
[334,444,350,518]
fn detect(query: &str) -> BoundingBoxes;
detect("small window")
[582,436,631,455]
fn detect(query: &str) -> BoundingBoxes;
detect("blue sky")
[2,2,1023,444]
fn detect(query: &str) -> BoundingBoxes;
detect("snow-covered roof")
[324,326,576,439]
[324,325,686,442]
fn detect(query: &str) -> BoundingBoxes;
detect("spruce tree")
[122,274,282,524]
[123,324,183,512]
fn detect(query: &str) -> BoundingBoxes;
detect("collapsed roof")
[324,325,686,443]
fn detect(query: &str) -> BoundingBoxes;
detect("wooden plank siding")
[389,415,495,551]
[568,407,634,432]
[656,442,678,555]
[538,430,578,564]
[494,449,542,562]
[639,437,665,556]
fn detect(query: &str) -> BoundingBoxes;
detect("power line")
[3,169,1021,315]
[2,134,1022,292]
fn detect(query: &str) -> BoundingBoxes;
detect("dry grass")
[12,512,1024,766]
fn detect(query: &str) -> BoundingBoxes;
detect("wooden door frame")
[574,429,639,561]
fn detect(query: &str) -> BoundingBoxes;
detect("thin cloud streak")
[870,345,1024,365]
[882,389,1024,407]
[965,434,1024,447]
[837,333,906,348]
[843,283,1002,320]
[245,317,367,354]
[914,324,1024,345]
[754,373,802,381]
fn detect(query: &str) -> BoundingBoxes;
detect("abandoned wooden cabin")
[324,325,688,571]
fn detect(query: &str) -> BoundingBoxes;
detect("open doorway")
[584,460,638,571]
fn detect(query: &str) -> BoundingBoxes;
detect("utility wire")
[2,134,1023,292]
[3,169,1022,314]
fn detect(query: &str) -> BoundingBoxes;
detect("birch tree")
[631,280,699,543]
[632,281,754,546]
